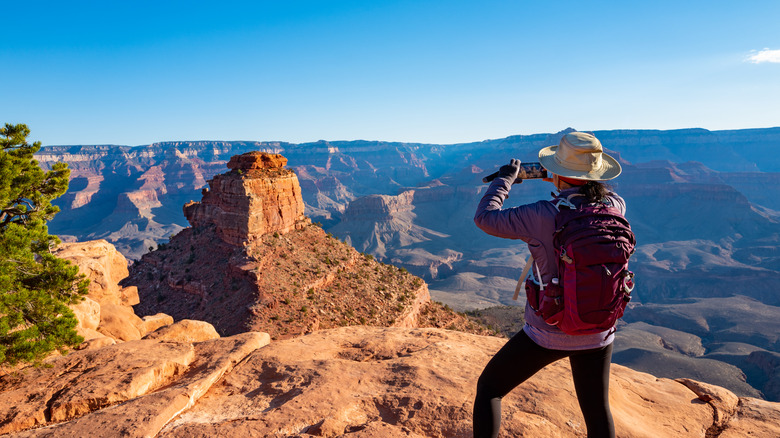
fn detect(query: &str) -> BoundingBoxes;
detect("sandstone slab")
[0,340,195,434]
[6,332,270,438]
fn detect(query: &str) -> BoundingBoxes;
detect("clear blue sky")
[3,1,779,146]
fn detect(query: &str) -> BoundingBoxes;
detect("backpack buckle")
[622,271,635,293]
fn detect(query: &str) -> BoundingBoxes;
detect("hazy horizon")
[36,125,780,149]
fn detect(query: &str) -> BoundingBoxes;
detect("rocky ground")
[3,322,779,437]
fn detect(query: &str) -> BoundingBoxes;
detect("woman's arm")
[474,173,543,240]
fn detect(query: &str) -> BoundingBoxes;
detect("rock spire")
[183,151,309,246]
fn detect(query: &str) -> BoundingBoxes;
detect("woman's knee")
[475,373,499,399]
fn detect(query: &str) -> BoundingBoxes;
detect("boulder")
[69,296,101,330]
[97,303,146,341]
[144,320,220,343]
[141,313,175,334]
[54,239,137,306]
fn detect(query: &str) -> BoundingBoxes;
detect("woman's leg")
[473,331,567,438]
[569,343,615,438]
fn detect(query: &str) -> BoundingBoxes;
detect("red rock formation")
[183,151,309,246]
[54,239,175,348]
[54,240,139,306]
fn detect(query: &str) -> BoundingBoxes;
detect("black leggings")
[473,330,615,438]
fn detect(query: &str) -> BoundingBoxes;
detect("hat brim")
[538,145,622,181]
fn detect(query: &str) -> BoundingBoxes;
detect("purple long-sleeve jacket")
[474,175,626,350]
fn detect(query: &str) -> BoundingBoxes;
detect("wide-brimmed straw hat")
[538,132,621,181]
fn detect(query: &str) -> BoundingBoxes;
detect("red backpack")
[525,193,636,335]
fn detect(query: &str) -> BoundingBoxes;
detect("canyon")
[34,127,780,402]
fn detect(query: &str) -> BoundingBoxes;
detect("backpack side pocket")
[539,281,564,326]
[526,278,564,326]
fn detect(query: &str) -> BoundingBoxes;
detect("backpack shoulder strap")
[513,254,534,300]
[552,192,584,211]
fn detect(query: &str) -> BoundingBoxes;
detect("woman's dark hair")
[579,180,610,203]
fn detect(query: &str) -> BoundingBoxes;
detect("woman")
[472,132,625,438]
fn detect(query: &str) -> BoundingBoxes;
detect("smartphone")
[482,162,548,183]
